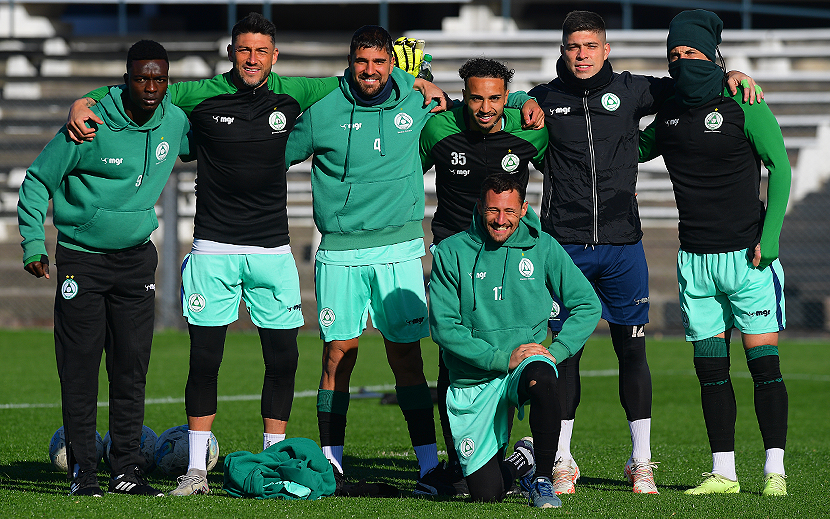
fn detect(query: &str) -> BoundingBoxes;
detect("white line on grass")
[3,371,828,409]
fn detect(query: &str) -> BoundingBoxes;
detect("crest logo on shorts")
[269,111,287,131]
[705,111,723,130]
[320,308,336,327]
[601,93,620,111]
[501,152,520,172]
[550,301,560,319]
[459,437,475,459]
[61,276,78,300]
[518,258,534,278]
[155,141,169,162]
[394,112,413,131]
[188,293,206,313]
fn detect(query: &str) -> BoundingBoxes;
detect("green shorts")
[314,257,428,343]
[447,355,557,477]
[677,249,785,341]
[181,253,304,328]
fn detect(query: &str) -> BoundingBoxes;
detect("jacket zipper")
[583,91,598,244]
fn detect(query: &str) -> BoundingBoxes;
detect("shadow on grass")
[0,461,73,495]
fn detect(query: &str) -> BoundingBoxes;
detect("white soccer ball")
[154,425,219,477]
[102,425,158,473]
[48,426,104,473]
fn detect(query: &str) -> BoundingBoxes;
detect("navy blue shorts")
[549,242,649,333]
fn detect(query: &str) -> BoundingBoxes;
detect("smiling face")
[227,32,278,89]
[123,59,168,123]
[348,46,394,98]
[668,45,710,62]
[560,30,610,79]
[478,188,528,244]
[463,76,509,134]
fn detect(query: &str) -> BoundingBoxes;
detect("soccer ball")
[154,425,219,477]
[102,425,158,473]
[48,426,104,473]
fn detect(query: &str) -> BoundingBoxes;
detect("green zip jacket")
[429,206,601,387]
[18,86,190,261]
[223,437,336,500]
[285,67,436,250]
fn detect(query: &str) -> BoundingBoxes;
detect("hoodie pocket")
[471,326,535,354]
[334,177,418,232]
[74,207,158,250]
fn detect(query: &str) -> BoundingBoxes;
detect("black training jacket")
[529,71,674,245]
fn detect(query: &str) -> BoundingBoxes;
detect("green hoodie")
[285,67,437,250]
[18,85,190,261]
[429,206,601,387]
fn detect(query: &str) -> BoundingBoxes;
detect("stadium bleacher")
[1,6,829,331]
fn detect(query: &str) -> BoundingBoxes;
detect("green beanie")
[667,9,723,61]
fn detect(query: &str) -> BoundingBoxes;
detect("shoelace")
[536,479,555,497]
[552,461,575,488]
[632,460,659,483]
[176,472,203,486]
[765,474,787,492]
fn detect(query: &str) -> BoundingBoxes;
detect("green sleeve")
[275,76,340,111]
[17,128,80,262]
[638,120,661,163]
[285,110,314,167]
[419,131,435,172]
[528,127,548,169]
[428,245,511,374]
[740,97,791,269]
[84,85,110,101]
[506,90,533,109]
[544,239,601,363]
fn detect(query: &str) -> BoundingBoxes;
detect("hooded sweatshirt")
[18,85,190,260]
[285,67,437,251]
[429,205,601,387]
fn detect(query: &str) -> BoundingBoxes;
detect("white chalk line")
[2,370,828,410]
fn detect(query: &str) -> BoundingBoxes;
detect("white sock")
[263,433,286,451]
[629,418,652,460]
[323,445,343,473]
[712,451,737,481]
[556,419,575,460]
[414,443,439,477]
[764,448,785,476]
[188,430,211,472]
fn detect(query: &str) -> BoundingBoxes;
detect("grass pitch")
[0,328,828,518]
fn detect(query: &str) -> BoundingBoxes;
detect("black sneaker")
[331,463,345,496]
[109,466,164,496]
[69,469,103,497]
[447,461,469,497]
[413,461,460,496]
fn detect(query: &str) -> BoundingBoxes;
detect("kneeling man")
[428,174,600,508]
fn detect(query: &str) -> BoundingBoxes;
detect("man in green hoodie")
[285,24,456,495]
[17,40,190,497]
[429,174,601,508]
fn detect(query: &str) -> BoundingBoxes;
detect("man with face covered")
[18,40,190,497]
[639,9,790,497]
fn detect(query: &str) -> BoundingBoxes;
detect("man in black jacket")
[528,10,761,495]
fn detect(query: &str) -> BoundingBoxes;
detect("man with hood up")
[17,40,190,497]
[428,174,601,508]
[639,9,791,497]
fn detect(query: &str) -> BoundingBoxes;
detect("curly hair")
[458,58,514,89]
